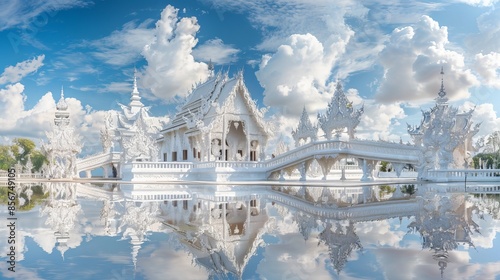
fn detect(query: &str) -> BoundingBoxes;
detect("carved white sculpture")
[292,107,318,146]
[42,88,82,178]
[122,115,159,162]
[100,112,114,153]
[409,68,480,177]
[318,82,363,140]
[115,71,165,163]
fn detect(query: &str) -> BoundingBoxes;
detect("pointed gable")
[162,71,270,138]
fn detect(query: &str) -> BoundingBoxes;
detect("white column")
[222,203,227,240]
[246,199,251,234]
[207,132,211,162]
[103,165,109,178]
[222,115,226,161]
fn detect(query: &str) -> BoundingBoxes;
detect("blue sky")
[1,0,499,151]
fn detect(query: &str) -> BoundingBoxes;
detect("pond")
[1,182,499,280]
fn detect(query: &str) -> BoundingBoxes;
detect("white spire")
[129,68,143,114]
[132,68,139,95]
[208,59,214,78]
[56,86,68,111]
[55,86,70,126]
[436,66,448,104]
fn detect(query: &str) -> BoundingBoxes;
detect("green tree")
[30,150,47,171]
[0,138,47,171]
[11,138,36,164]
[401,184,416,196]
[379,185,396,197]
[0,185,49,211]
[0,145,16,170]
[379,161,389,172]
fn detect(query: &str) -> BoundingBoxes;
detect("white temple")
[158,70,271,163]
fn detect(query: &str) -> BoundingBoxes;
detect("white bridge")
[76,152,121,178]
[121,139,421,182]
[76,139,500,183]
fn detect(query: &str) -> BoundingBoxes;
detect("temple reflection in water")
[1,182,499,279]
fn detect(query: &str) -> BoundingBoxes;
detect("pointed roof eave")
[233,76,270,137]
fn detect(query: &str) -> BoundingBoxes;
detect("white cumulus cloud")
[256,33,343,116]
[141,5,209,101]
[376,15,478,104]
[474,52,500,88]
[460,101,500,139]
[0,55,45,85]
[467,7,500,55]
[192,38,240,64]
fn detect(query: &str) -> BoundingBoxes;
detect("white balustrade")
[76,152,122,173]
[132,162,193,170]
[426,169,500,181]
[90,139,425,181]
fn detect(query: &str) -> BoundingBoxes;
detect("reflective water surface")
[1,182,499,280]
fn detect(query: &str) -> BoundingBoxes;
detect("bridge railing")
[265,140,346,169]
[427,169,500,180]
[348,140,421,157]
[264,139,420,171]
[130,161,194,170]
[194,161,265,169]
[77,152,121,171]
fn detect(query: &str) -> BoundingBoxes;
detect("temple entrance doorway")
[226,121,247,161]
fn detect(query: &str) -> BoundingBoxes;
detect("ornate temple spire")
[208,59,214,77]
[317,82,363,140]
[129,68,144,114]
[55,86,70,126]
[56,86,68,111]
[292,107,318,146]
[436,66,448,105]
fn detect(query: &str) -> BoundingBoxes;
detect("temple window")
[172,151,177,162]
[183,149,188,160]
[250,151,257,161]
[250,199,257,207]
